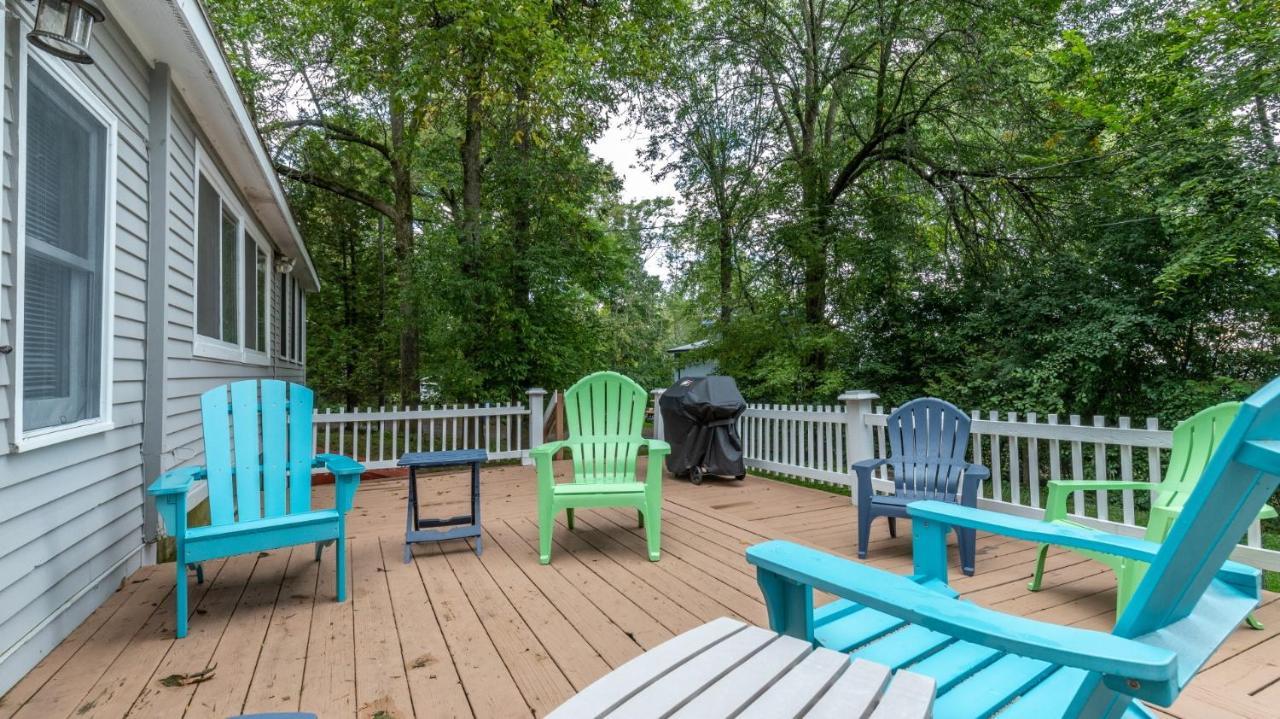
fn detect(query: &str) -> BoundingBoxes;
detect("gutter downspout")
[141,63,172,555]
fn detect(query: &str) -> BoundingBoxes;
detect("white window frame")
[278,272,306,365]
[192,144,272,365]
[12,40,118,452]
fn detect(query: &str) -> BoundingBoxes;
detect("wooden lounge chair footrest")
[548,617,935,718]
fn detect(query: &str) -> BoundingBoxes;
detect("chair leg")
[566,507,575,531]
[857,509,872,559]
[192,563,204,584]
[1246,613,1265,630]
[175,556,189,639]
[539,497,555,565]
[1027,544,1050,591]
[887,517,897,538]
[315,541,324,562]
[957,527,976,577]
[644,506,661,561]
[336,523,348,603]
[637,509,644,528]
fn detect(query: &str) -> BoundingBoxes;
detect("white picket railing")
[311,389,547,470]
[724,392,1279,571]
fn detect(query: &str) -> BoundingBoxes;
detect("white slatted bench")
[549,618,935,719]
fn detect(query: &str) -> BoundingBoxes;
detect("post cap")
[527,388,547,396]
[837,390,879,402]
[651,388,665,395]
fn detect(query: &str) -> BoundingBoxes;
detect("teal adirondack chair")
[1028,401,1276,628]
[746,375,1280,717]
[148,380,363,638]
[532,371,671,565]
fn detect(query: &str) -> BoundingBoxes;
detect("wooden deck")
[2,462,1278,718]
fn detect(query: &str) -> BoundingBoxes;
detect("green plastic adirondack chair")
[531,371,671,565]
[147,380,363,638]
[745,374,1280,717]
[1028,401,1277,627]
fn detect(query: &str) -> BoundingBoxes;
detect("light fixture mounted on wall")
[27,0,105,65]
[275,256,297,275]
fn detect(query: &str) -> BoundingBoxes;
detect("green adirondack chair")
[1028,401,1277,628]
[531,371,671,565]
[148,380,363,638]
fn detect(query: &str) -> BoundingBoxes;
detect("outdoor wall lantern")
[27,0,105,65]
[275,256,297,274]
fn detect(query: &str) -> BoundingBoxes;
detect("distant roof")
[667,339,711,354]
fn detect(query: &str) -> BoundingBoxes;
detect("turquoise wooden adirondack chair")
[531,371,671,565]
[148,380,363,638]
[746,375,1280,717]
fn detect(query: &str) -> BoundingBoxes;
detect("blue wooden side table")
[398,449,487,562]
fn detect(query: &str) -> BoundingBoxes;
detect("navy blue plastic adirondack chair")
[148,380,363,638]
[854,398,989,575]
[748,375,1280,717]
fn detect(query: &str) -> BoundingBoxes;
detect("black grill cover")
[659,375,746,479]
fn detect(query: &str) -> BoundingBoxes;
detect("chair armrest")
[906,500,1261,592]
[851,458,887,504]
[313,453,364,476]
[961,463,989,506]
[746,540,1179,704]
[148,467,206,538]
[315,454,363,513]
[531,440,570,461]
[909,500,1164,563]
[641,438,671,456]
[1041,479,1155,523]
[147,466,206,497]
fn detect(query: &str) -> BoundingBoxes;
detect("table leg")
[471,460,483,555]
[405,467,417,564]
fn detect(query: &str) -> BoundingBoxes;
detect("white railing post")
[651,388,665,441]
[839,390,879,506]
[526,388,546,465]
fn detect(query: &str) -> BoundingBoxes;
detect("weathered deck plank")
[1,461,1273,718]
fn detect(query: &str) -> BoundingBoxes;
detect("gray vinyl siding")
[0,3,309,695]
[161,97,305,476]
[0,9,150,691]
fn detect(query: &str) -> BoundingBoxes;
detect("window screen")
[196,175,220,338]
[22,62,107,432]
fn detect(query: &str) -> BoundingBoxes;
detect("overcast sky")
[589,116,679,279]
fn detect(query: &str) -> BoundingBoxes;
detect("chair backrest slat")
[1155,402,1239,517]
[201,380,316,526]
[289,383,315,513]
[886,398,971,501]
[1117,379,1280,638]
[564,372,648,482]
[260,380,289,518]
[230,382,263,522]
[203,385,236,526]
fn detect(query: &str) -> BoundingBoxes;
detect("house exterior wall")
[0,3,309,694]
[161,95,306,488]
[0,9,151,694]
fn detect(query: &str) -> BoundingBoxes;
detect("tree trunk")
[389,98,419,403]
[717,214,733,323]
[460,80,484,263]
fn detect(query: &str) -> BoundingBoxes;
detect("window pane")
[243,235,256,350]
[196,176,220,338]
[23,62,105,431]
[220,207,238,343]
[257,249,267,352]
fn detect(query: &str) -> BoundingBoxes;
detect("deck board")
[1,461,1274,718]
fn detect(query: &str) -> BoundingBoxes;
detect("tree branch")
[266,119,392,160]
[275,163,396,219]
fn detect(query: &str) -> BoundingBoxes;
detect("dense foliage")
[645,0,1279,424]
[208,0,1277,425]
